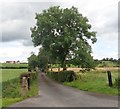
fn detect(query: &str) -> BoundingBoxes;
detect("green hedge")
[0,67,28,69]
[47,71,76,82]
[0,63,28,69]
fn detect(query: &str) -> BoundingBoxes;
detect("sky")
[0,0,119,62]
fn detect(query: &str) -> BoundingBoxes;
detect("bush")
[47,71,76,82]
[114,78,120,88]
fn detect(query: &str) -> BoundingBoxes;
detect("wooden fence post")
[107,71,113,87]
[27,76,30,90]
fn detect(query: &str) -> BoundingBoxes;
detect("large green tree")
[31,6,97,70]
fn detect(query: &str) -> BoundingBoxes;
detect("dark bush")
[47,71,76,82]
[114,78,120,88]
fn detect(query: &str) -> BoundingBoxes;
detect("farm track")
[8,72,118,107]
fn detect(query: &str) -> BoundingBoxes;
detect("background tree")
[37,48,49,72]
[31,6,97,70]
[118,58,120,64]
[28,52,38,71]
[37,48,57,72]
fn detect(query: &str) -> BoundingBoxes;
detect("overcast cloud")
[0,0,119,62]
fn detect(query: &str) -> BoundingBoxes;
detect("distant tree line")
[94,58,120,67]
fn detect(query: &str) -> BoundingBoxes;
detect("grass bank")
[64,70,118,95]
[2,70,38,108]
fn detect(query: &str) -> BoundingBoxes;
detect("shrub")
[47,71,76,82]
[114,77,120,88]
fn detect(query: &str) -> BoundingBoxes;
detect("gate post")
[21,76,28,96]
[107,71,113,87]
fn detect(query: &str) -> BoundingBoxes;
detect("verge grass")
[64,70,118,95]
[2,77,38,107]
[2,69,38,108]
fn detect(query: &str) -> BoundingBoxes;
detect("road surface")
[9,72,118,107]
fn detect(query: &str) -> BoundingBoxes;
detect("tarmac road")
[9,72,118,107]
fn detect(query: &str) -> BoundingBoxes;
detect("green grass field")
[1,69,28,82]
[64,70,118,95]
[0,63,28,69]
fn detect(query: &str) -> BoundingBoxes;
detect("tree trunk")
[58,64,60,72]
[58,67,60,72]
[63,67,66,71]
[62,52,68,71]
[63,60,67,71]
[50,64,53,71]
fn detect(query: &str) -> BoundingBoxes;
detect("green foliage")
[37,48,49,72]
[114,77,120,88]
[70,50,96,69]
[31,6,97,70]
[118,58,120,65]
[47,71,76,82]
[28,53,38,71]
[97,58,120,67]
[98,61,119,67]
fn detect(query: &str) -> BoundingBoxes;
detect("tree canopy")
[31,6,97,70]
[28,52,38,71]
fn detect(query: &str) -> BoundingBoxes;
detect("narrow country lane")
[8,72,118,107]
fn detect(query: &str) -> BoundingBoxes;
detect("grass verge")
[2,72,38,108]
[64,70,118,95]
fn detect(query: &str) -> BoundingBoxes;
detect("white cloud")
[0,41,39,62]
